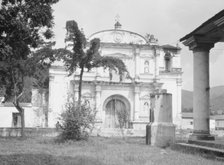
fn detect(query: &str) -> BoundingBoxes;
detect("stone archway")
[103,95,130,128]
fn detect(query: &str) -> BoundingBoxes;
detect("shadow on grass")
[0,153,104,165]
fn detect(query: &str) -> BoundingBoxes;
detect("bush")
[57,100,96,142]
[116,107,129,139]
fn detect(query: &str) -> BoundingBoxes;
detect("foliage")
[0,0,59,136]
[62,20,128,105]
[58,100,96,141]
[116,107,130,138]
[117,108,129,129]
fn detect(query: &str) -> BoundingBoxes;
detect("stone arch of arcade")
[103,94,131,128]
[180,9,224,141]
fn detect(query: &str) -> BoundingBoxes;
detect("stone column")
[189,44,214,140]
[134,86,140,121]
[95,85,102,120]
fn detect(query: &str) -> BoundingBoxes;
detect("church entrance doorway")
[104,95,130,128]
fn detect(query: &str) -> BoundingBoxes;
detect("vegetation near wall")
[57,99,96,142]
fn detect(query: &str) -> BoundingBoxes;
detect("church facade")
[48,21,182,134]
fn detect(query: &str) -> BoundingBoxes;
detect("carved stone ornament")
[113,31,123,43]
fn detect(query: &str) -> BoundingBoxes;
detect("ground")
[0,136,222,165]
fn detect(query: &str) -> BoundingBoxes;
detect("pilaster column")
[153,46,160,79]
[184,37,215,140]
[135,48,140,79]
[134,86,140,121]
[175,78,182,128]
[95,85,102,120]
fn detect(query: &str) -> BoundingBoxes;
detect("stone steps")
[188,140,224,150]
[172,142,224,161]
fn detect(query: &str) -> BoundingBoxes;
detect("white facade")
[48,22,182,132]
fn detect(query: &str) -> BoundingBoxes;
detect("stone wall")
[0,128,58,137]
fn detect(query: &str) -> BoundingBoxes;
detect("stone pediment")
[88,29,147,45]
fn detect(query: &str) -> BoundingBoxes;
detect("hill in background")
[182,86,224,114]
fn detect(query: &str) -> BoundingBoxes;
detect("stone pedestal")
[151,123,175,147]
[150,93,175,147]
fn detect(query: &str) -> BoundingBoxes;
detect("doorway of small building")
[104,95,130,128]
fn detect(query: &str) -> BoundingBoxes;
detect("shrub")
[57,100,96,141]
[116,108,129,139]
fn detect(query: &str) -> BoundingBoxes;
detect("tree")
[0,0,59,137]
[63,20,128,107]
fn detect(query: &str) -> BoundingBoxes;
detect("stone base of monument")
[188,133,215,141]
[151,122,175,147]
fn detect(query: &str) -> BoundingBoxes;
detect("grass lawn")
[0,136,223,165]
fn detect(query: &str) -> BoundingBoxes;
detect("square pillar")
[150,92,175,147]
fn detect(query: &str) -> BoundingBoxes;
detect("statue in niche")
[144,102,149,111]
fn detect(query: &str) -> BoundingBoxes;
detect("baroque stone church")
[47,21,182,134]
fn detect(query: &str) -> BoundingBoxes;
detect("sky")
[51,0,224,91]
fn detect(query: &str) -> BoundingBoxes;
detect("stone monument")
[150,91,175,147]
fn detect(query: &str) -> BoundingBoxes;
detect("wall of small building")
[181,116,215,130]
[0,103,35,127]
[215,119,224,130]
[48,67,71,127]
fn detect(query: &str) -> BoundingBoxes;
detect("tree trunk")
[44,90,48,127]
[45,108,48,128]
[20,107,25,137]
[78,66,84,108]
[13,100,25,137]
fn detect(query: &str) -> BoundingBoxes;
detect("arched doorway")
[104,95,130,128]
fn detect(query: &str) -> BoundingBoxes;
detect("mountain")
[182,86,224,113]
[182,89,193,110]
